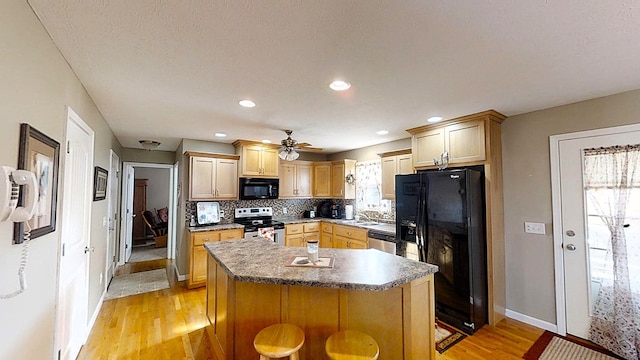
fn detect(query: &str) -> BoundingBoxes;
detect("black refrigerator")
[395,168,487,334]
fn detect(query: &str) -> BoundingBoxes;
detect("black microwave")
[239,177,279,200]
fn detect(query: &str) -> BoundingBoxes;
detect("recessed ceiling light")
[238,100,256,108]
[214,132,227,138]
[427,116,443,123]
[261,139,271,144]
[376,130,389,135]
[329,80,351,91]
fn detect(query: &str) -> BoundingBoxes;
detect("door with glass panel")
[558,129,640,359]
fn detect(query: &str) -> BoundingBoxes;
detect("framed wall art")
[14,123,60,244]
[93,166,108,201]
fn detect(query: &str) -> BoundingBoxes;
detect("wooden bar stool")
[325,330,379,360]
[253,323,305,360]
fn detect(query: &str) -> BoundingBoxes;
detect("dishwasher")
[367,230,397,255]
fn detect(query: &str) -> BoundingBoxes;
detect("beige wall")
[502,88,640,324]
[328,138,411,162]
[121,148,176,164]
[0,1,122,359]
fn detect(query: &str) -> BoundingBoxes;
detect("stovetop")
[234,207,284,231]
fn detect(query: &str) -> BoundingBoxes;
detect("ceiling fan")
[279,130,322,161]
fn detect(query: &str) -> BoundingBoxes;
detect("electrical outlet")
[524,222,546,235]
[219,210,225,218]
[283,207,288,214]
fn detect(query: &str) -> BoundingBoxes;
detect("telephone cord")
[0,222,31,299]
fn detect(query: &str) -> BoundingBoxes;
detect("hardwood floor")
[80,262,544,359]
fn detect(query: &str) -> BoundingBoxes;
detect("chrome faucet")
[356,213,376,223]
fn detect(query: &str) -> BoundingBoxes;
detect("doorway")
[550,123,640,342]
[118,162,176,266]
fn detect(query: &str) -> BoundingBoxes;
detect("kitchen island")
[205,239,438,359]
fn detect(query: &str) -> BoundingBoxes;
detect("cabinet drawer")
[286,224,304,235]
[192,231,220,246]
[334,225,367,241]
[303,222,320,233]
[219,228,243,241]
[321,223,333,234]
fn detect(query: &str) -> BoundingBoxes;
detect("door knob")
[565,243,577,251]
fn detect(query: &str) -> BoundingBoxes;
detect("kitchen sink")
[356,221,379,226]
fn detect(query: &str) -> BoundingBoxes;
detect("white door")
[121,165,134,263]
[56,107,94,360]
[106,150,120,283]
[554,125,640,338]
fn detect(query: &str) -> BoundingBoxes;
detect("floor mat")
[129,247,166,263]
[435,320,467,354]
[523,331,624,360]
[105,269,169,300]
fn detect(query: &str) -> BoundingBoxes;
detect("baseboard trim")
[86,290,106,340]
[173,262,187,281]
[505,309,558,333]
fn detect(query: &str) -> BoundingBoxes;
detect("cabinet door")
[261,148,280,177]
[190,245,208,287]
[215,159,238,199]
[279,163,297,198]
[333,235,348,249]
[304,232,320,243]
[296,164,313,198]
[412,127,445,168]
[219,228,243,241]
[313,163,332,198]
[445,119,486,164]
[348,239,368,249]
[190,156,216,200]
[381,156,397,200]
[286,234,305,247]
[320,232,333,248]
[241,145,263,176]
[331,163,345,198]
[397,154,414,175]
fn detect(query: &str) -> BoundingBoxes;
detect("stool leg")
[259,355,270,360]
[289,351,299,360]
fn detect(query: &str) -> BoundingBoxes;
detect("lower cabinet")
[285,223,320,247]
[320,222,333,248]
[333,224,368,249]
[189,228,243,288]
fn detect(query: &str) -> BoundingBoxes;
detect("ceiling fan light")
[286,150,299,161]
[139,140,161,150]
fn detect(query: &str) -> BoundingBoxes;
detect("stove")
[234,207,285,245]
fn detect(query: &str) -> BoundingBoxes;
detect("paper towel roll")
[345,205,354,220]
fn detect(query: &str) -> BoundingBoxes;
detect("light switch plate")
[524,222,545,235]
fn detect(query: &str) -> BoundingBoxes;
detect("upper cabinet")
[331,159,356,199]
[407,111,504,169]
[233,140,279,178]
[380,150,413,200]
[186,152,239,200]
[313,162,332,198]
[279,161,312,198]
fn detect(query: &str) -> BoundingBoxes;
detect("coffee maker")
[330,204,342,219]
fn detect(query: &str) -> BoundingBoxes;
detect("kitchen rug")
[435,320,466,354]
[105,269,169,300]
[523,331,624,360]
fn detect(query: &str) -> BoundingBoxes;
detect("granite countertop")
[277,217,396,236]
[187,223,245,233]
[204,239,437,291]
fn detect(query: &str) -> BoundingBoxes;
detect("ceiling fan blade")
[296,142,312,147]
[297,146,324,152]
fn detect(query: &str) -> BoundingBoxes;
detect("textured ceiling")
[28,1,640,153]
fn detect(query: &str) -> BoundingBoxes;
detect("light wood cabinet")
[333,224,368,249]
[380,150,413,200]
[320,222,333,248]
[331,159,356,199]
[285,222,320,247]
[406,109,507,326]
[187,152,239,200]
[189,228,243,288]
[279,161,312,198]
[313,162,332,198]
[409,119,485,168]
[233,141,279,177]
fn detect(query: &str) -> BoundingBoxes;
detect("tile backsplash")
[186,198,358,224]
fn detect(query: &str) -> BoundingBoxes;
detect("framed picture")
[14,123,60,244]
[93,166,108,201]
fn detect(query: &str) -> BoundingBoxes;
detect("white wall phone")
[0,165,38,299]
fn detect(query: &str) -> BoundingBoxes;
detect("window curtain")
[584,144,640,359]
[355,160,381,211]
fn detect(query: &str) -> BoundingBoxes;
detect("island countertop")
[204,238,438,291]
